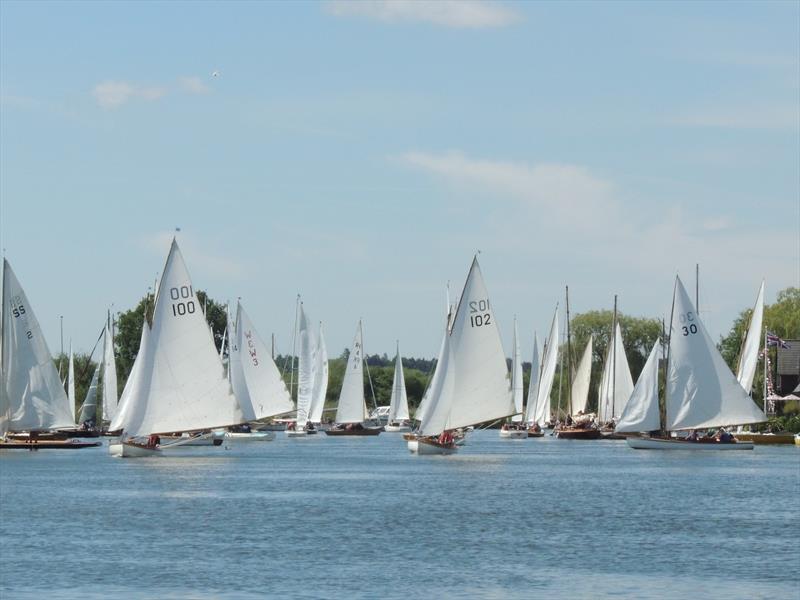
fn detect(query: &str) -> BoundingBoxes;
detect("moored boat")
[0,438,102,450]
[627,436,754,451]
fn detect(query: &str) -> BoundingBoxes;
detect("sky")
[1,0,798,360]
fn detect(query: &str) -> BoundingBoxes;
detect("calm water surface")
[1,430,798,599]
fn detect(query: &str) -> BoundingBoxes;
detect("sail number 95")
[469,299,491,328]
[679,311,697,336]
[169,285,196,317]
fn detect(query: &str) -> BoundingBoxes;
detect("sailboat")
[286,300,316,437]
[325,320,382,436]
[624,276,765,450]
[225,299,294,441]
[530,306,559,432]
[407,257,516,455]
[108,239,251,457]
[385,341,411,432]
[597,298,635,432]
[414,286,452,426]
[523,332,544,437]
[0,259,100,450]
[307,321,329,427]
[556,287,601,440]
[500,318,527,439]
[100,310,118,428]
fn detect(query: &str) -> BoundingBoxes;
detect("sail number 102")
[469,299,491,328]
[170,285,196,317]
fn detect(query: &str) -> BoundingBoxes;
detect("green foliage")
[52,352,98,419]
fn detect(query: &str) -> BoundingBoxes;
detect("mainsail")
[524,332,540,424]
[387,341,410,423]
[2,259,74,431]
[78,365,100,425]
[533,307,559,426]
[736,280,765,394]
[570,335,593,415]
[419,258,514,436]
[102,313,118,423]
[666,277,766,430]
[112,240,244,437]
[597,322,634,422]
[511,318,524,422]
[335,321,367,423]
[309,322,329,423]
[615,339,662,434]
[295,303,315,427]
[229,300,294,422]
[68,343,76,423]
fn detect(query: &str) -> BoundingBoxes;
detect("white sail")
[388,342,410,422]
[736,280,764,394]
[309,322,329,423]
[597,323,635,422]
[511,318,524,422]
[68,342,76,423]
[116,240,244,437]
[615,338,662,434]
[109,319,149,432]
[230,301,294,422]
[2,259,74,431]
[419,258,514,436]
[570,335,593,415]
[533,308,559,426]
[295,303,315,427]
[524,332,540,424]
[102,314,118,423]
[667,276,766,430]
[335,321,367,423]
[78,365,100,425]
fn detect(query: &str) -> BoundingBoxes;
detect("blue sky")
[1,0,798,359]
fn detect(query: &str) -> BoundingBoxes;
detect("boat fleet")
[0,240,790,456]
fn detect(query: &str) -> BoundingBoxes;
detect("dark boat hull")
[324,427,383,436]
[556,427,602,440]
[0,439,102,450]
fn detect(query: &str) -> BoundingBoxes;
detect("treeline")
[60,287,800,420]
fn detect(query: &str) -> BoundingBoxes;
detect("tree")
[53,352,98,420]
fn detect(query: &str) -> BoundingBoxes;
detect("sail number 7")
[469,299,492,328]
[169,286,196,317]
[678,311,698,336]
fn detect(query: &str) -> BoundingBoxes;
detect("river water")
[1,430,797,599]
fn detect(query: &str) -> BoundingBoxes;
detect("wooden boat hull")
[324,427,383,436]
[0,438,101,450]
[731,433,794,445]
[556,427,602,440]
[527,430,545,438]
[627,437,754,451]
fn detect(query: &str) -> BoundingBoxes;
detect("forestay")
[533,308,559,426]
[597,323,634,422]
[388,341,410,422]
[335,321,367,423]
[615,339,662,434]
[736,280,764,394]
[511,318,524,422]
[2,259,74,431]
[230,301,294,422]
[419,258,514,436]
[667,277,766,431]
[570,335,593,415]
[114,240,244,437]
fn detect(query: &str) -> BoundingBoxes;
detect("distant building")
[777,341,799,395]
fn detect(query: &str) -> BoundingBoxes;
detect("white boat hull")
[384,423,412,432]
[224,431,275,442]
[411,437,458,455]
[627,437,754,451]
[285,429,308,438]
[499,428,528,439]
[109,441,161,457]
[406,439,419,453]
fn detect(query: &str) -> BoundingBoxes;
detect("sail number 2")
[469,299,491,328]
[679,311,698,336]
[169,286,196,317]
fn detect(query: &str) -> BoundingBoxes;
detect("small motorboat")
[499,422,528,439]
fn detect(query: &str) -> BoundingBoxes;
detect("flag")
[766,332,790,349]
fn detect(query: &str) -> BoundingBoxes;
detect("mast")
[663,280,678,435]
[763,328,768,415]
[565,285,573,416]
[611,295,618,420]
[695,263,699,316]
[289,294,300,403]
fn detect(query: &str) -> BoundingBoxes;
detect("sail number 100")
[469,299,491,328]
[170,286,196,317]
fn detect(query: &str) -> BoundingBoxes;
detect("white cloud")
[92,80,166,109]
[178,76,211,95]
[325,0,520,28]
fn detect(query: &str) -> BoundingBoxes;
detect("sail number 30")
[679,311,698,336]
[469,299,491,328]
[170,286,196,317]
